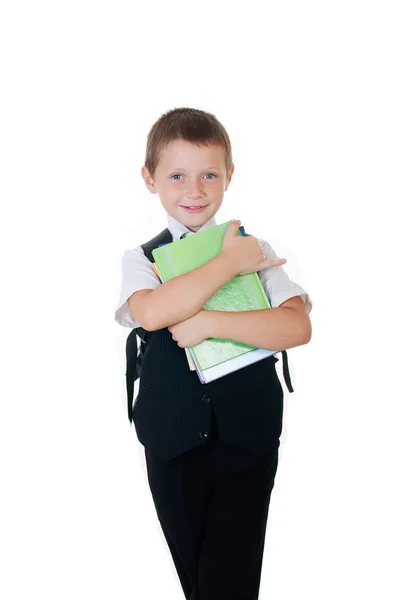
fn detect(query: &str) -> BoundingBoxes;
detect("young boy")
[115,107,312,600]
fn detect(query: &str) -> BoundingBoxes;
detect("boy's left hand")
[168,309,211,348]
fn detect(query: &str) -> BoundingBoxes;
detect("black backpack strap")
[281,349,294,392]
[141,228,173,262]
[125,329,138,423]
[125,228,173,423]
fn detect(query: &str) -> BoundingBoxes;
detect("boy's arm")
[128,253,237,331]
[168,296,311,351]
[206,296,312,350]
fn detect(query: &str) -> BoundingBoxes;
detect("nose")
[185,179,204,199]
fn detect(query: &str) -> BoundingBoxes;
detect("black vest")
[127,229,294,461]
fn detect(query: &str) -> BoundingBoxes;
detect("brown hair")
[144,107,233,177]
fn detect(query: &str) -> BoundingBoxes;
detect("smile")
[180,205,209,213]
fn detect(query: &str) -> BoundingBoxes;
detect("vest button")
[199,431,209,439]
[201,394,210,403]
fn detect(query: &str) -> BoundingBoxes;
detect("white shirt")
[115,214,313,329]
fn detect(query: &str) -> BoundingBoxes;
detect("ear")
[225,163,235,190]
[141,166,157,195]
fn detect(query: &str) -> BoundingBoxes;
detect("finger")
[227,220,241,236]
[267,258,287,267]
[260,258,286,270]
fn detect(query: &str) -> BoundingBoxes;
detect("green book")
[152,220,278,383]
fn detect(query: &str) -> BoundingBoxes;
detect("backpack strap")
[141,228,173,262]
[125,330,138,423]
[280,349,294,392]
[125,228,173,423]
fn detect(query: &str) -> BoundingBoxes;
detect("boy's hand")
[221,220,287,276]
[168,310,212,348]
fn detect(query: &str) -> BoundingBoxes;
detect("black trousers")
[144,410,280,600]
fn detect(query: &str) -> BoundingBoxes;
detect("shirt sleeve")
[256,237,313,314]
[115,246,161,328]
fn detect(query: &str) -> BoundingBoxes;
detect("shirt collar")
[166,214,218,241]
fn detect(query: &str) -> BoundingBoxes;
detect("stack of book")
[151,220,280,384]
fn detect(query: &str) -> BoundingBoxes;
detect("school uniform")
[115,215,312,599]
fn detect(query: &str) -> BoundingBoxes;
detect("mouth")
[180,204,209,213]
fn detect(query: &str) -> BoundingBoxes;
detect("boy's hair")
[144,107,233,177]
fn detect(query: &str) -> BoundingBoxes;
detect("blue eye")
[171,173,217,181]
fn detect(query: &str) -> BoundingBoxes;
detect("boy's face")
[142,140,234,232]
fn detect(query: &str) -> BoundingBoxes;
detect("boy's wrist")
[203,309,221,339]
[215,252,238,280]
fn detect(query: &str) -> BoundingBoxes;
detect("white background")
[1,1,397,598]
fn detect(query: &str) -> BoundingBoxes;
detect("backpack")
[125,228,294,423]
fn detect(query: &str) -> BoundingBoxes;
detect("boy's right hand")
[221,220,287,276]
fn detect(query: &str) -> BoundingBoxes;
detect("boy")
[115,107,312,600]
